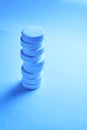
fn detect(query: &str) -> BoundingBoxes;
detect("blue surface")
[0,0,87,129]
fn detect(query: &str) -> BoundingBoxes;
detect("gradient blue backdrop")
[0,0,87,129]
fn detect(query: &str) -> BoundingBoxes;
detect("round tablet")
[21,66,41,79]
[20,49,42,62]
[21,26,45,43]
[22,42,45,56]
[23,54,45,68]
[22,76,41,85]
[21,80,41,90]
[23,64,44,73]
[21,37,44,50]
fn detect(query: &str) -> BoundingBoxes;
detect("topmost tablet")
[21,26,45,43]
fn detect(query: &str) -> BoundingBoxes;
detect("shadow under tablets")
[0,81,36,109]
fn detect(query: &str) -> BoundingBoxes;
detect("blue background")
[0,0,87,129]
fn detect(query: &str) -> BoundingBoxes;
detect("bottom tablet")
[22,75,41,84]
[21,80,41,90]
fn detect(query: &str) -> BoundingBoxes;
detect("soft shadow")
[0,81,36,107]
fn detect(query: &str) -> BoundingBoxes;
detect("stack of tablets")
[20,26,45,90]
